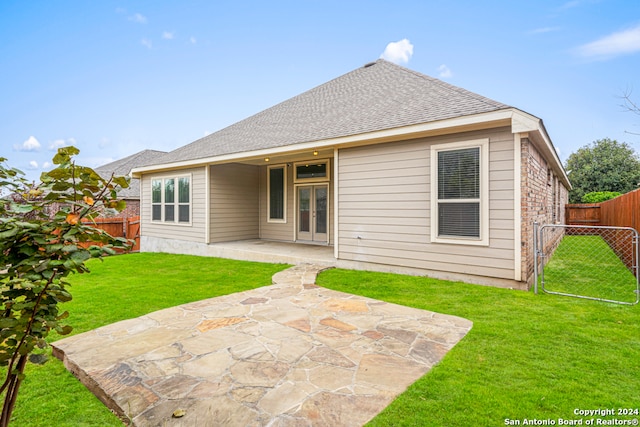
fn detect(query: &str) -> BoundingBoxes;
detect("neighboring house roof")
[95,150,166,199]
[146,59,511,166]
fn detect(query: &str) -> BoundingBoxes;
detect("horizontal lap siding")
[337,128,516,280]
[259,164,295,242]
[210,164,259,243]
[141,167,207,243]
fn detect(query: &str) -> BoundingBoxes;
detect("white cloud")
[560,0,580,10]
[438,64,453,78]
[129,13,147,24]
[14,136,41,152]
[49,139,67,150]
[529,26,561,35]
[162,31,174,40]
[99,137,110,149]
[81,157,115,168]
[42,162,51,169]
[380,39,414,64]
[48,137,76,150]
[28,160,38,169]
[189,36,197,44]
[141,38,153,49]
[576,24,640,60]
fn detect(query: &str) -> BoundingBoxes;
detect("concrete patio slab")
[52,264,472,426]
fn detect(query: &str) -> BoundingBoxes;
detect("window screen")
[151,176,190,223]
[151,179,162,221]
[437,147,481,238]
[269,167,284,220]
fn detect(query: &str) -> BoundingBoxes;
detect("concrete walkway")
[52,264,472,426]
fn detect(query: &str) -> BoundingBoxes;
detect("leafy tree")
[581,191,621,203]
[564,138,640,203]
[0,147,130,426]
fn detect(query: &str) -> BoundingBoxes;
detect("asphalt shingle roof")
[96,149,166,198]
[151,59,512,166]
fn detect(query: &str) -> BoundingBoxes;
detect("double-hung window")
[430,139,488,245]
[151,175,191,224]
[267,165,286,222]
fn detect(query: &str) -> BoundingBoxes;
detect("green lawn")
[318,269,640,426]
[2,253,290,427]
[541,235,639,304]
[3,253,639,426]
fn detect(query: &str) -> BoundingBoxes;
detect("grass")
[2,252,639,426]
[2,253,289,426]
[317,269,640,426]
[541,235,639,304]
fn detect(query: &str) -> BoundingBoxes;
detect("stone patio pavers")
[52,264,472,426]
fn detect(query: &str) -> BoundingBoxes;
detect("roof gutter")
[131,108,568,186]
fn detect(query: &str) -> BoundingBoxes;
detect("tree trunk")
[0,355,27,427]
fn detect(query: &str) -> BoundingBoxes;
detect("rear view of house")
[132,60,570,289]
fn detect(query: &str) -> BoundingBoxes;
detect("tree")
[564,138,640,203]
[621,89,640,136]
[0,147,130,426]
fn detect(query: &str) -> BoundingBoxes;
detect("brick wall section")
[118,199,140,218]
[520,137,569,285]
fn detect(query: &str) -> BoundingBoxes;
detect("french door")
[297,184,328,243]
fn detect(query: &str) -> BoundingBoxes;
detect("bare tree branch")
[620,87,640,115]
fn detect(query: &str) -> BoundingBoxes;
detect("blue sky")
[2,0,640,181]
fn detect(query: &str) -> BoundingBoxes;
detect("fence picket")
[80,216,140,252]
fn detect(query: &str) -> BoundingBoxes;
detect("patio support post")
[533,221,538,294]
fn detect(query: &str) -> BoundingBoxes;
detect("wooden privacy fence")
[565,203,600,226]
[566,188,640,229]
[80,216,140,252]
[600,189,640,232]
[565,189,640,271]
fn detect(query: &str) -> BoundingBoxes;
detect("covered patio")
[206,239,336,267]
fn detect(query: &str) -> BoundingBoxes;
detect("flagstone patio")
[52,264,472,426]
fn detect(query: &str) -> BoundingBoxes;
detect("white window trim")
[293,159,330,183]
[267,164,287,223]
[150,173,192,226]
[430,139,489,246]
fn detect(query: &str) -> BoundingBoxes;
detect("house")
[95,149,166,218]
[131,60,570,289]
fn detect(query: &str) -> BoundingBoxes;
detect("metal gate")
[534,223,639,305]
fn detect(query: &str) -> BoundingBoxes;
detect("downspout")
[514,133,523,281]
[334,148,339,259]
[205,165,210,244]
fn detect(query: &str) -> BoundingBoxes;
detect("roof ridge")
[375,59,510,110]
[154,60,516,165]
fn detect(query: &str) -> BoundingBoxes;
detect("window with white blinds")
[431,139,489,245]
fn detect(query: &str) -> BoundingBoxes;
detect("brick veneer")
[520,137,568,285]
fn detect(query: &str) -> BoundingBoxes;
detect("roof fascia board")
[132,109,518,177]
[510,109,571,189]
[133,108,571,179]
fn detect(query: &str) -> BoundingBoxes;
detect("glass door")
[297,184,328,243]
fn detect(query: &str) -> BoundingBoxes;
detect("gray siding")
[140,167,207,244]
[337,127,516,280]
[210,163,260,243]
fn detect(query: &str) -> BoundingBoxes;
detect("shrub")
[0,147,129,426]
[581,191,621,203]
